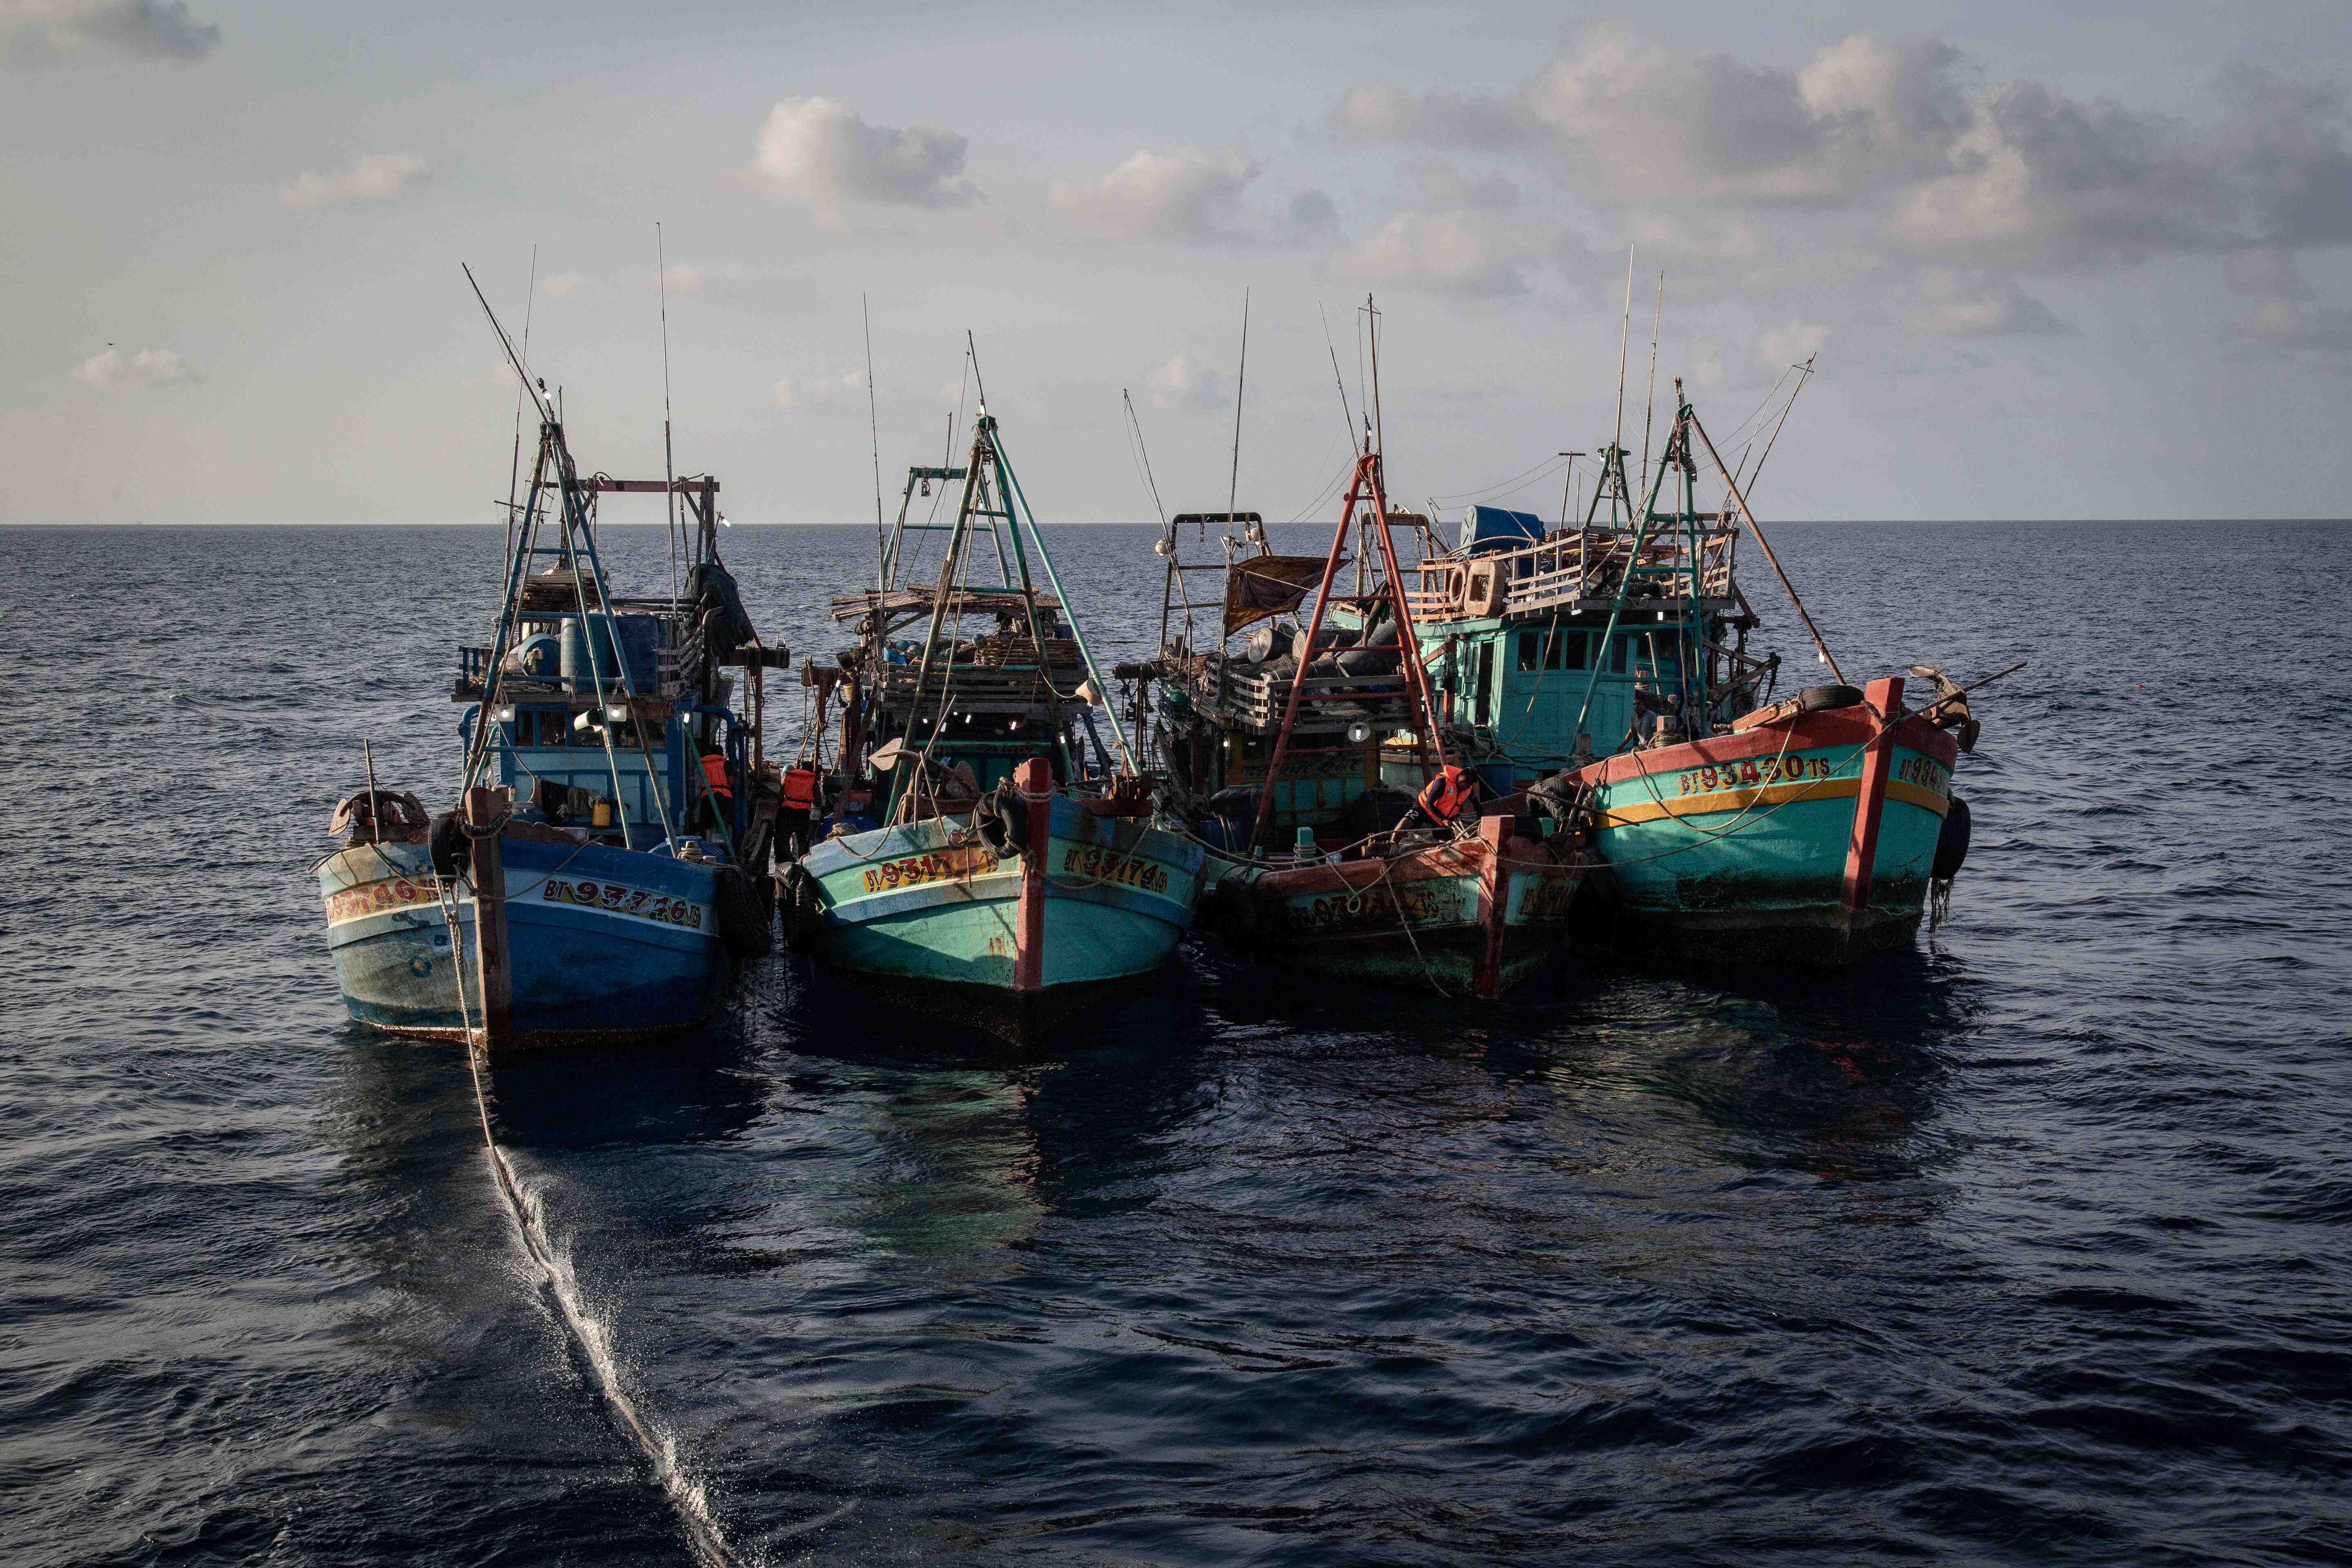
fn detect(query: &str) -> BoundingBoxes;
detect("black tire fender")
[712,865,773,959]
[1794,683,1865,714]
[428,811,467,880]
[973,785,1031,859]
[1933,795,1971,882]
[778,862,826,954]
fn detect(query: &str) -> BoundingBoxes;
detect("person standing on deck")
[1399,764,1479,833]
[778,761,818,860]
[699,749,733,835]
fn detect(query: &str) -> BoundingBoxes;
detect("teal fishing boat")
[1127,301,1596,998]
[780,394,1203,1034]
[1393,376,1998,962]
[316,275,784,1047]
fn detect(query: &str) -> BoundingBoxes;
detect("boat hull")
[1573,684,1960,964]
[1199,819,1595,999]
[798,793,1204,1034]
[318,837,732,1046]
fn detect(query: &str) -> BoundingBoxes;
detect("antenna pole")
[965,330,988,409]
[504,245,537,565]
[1610,244,1633,519]
[1638,268,1663,502]
[1225,289,1250,529]
[1745,353,1817,502]
[864,293,885,588]
[1319,301,1356,443]
[655,223,679,598]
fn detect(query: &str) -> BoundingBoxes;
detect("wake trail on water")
[463,1047,744,1568]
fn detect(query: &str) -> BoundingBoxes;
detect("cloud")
[2225,248,2313,299]
[1145,354,1228,414]
[753,96,975,221]
[71,346,196,386]
[1395,158,1520,213]
[1884,85,2223,270]
[771,370,866,412]
[1913,272,2070,336]
[1332,27,1970,209]
[1284,187,1340,241]
[2232,298,2352,353]
[2,0,218,62]
[1328,81,1531,151]
[1049,147,1265,243]
[279,153,429,209]
[2213,64,2352,250]
[1323,210,1546,299]
[539,272,589,301]
[650,262,761,295]
[1328,30,2352,278]
[1757,321,1828,370]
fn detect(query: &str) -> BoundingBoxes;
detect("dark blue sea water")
[3,520,2349,1566]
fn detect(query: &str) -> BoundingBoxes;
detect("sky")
[4,0,2350,527]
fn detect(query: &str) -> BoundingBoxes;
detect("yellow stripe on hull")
[1593,775,1950,830]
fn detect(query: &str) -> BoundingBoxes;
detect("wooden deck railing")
[1402,525,1741,624]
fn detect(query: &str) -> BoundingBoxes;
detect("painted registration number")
[862,844,1000,893]
[1676,755,1833,795]
[1061,844,1171,895]
[544,878,704,929]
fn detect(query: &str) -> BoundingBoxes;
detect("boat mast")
[990,416,1138,772]
[1249,296,1448,852]
[1568,410,1685,754]
[461,265,679,846]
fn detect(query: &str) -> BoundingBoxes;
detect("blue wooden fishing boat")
[1388,376,2000,963]
[1127,300,1597,999]
[777,397,1202,1035]
[316,283,784,1048]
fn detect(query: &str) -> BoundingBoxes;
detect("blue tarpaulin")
[1459,505,1546,555]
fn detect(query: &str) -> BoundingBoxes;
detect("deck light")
[606,704,629,723]
[1347,722,1371,744]
[493,705,516,723]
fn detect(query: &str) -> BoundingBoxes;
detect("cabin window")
[1548,630,1587,671]
[1610,635,1630,675]
[1474,641,1494,722]
[1516,630,1542,672]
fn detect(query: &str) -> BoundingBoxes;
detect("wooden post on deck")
[1840,677,1905,924]
[465,786,514,1050]
[1474,812,1514,1001]
[1012,757,1053,995]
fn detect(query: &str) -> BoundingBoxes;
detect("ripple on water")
[1,521,2348,1566]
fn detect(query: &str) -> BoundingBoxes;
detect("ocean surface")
[3,519,2348,1566]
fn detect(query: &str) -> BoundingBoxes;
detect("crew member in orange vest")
[777,761,819,858]
[1403,763,1478,832]
[699,749,733,834]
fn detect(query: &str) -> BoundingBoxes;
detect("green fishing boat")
[1125,300,1597,998]
[1394,376,2000,962]
[779,395,1203,1035]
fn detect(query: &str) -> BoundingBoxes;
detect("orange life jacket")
[781,766,818,810]
[700,753,733,799]
[1416,765,1474,823]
